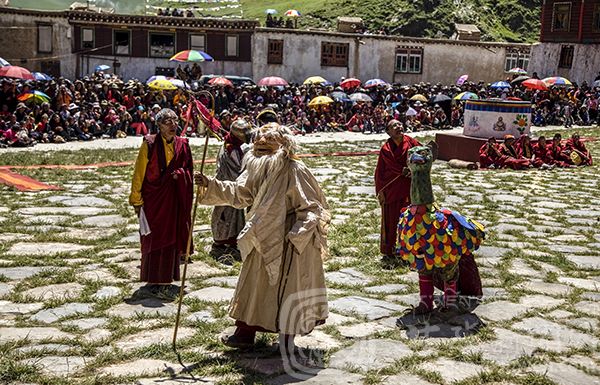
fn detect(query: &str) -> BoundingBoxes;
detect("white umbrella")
[405,107,417,116]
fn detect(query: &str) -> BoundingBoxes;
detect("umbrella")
[265,9,277,14]
[0,65,34,80]
[170,50,214,62]
[405,107,417,116]
[209,77,233,87]
[508,67,528,75]
[511,75,530,84]
[593,80,600,88]
[364,78,388,88]
[0,57,10,67]
[490,81,511,89]
[330,91,350,102]
[303,76,327,85]
[308,96,334,107]
[453,92,479,100]
[349,93,373,103]
[522,78,548,91]
[409,94,428,102]
[148,79,178,90]
[32,72,52,81]
[543,76,572,86]
[340,78,361,89]
[285,9,301,17]
[17,91,50,104]
[95,64,111,72]
[456,74,468,85]
[258,76,288,86]
[430,94,452,103]
[146,76,190,89]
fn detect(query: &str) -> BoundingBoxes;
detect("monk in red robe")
[516,134,544,168]
[375,119,420,268]
[533,136,555,166]
[478,137,502,169]
[129,108,194,297]
[498,135,532,170]
[549,133,574,168]
[565,133,593,166]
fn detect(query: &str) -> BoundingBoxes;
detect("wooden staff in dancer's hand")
[172,90,222,368]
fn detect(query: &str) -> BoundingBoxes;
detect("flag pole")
[172,90,214,370]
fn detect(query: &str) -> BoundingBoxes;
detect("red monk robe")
[375,135,421,256]
[533,139,555,165]
[516,135,543,168]
[549,139,572,168]
[565,135,593,166]
[136,134,194,284]
[478,138,502,168]
[498,140,531,170]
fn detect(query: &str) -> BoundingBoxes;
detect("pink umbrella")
[0,65,34,80]
[208,77,233,87]
[456,74,468,86]
[340,78,361,90]
[258,76,288,86]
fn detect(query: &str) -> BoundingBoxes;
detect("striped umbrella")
[490,81,511,89]
[17,91,51,104]
[0,57,10,67]
[542,76,572,86]
[522,78,548,91]
[148,79,178,90]
[258,76,288,86]
[303,76,327,85]
[285,9,301,17]
[508,67,528,75]
[364,78,388,88]
[208,77,233,87]
[340,78,361,89]
[33,72,53,81]
[453,92,479,100]
[0,65,34,80]
[170,50,214,62]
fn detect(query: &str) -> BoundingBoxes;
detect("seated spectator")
[565,133,592,166]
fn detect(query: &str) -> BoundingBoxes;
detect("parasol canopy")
[456,74,468,85]
[208,77,233,87]
[364,78,388,88]
[265,9,277,14]
[258,76,288,86]
[409,94,428,102]
[148,79,178,90]
[95,64,111,72]
[32,72,53,81]
[330,91,351,102]
[542,76,572,86]
[349,92,373,103]
[340,77,361,89]
[0,57,10,67]
[303,76,327,85]
[17,90,51,104]
[146,76,189,89]
[522,78,548,91]
[308,96,334,107]
[490,81,511,89]
[405,107,418,116]
[285,9,301,17]
[511,75,530,84]
[0,65,34,80]
[453,92,479,100]
[430,94,452,103]
[508,67,528,75]
[170,50,214,62]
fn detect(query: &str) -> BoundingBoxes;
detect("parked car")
[199,74,255,87]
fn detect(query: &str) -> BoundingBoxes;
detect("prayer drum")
[463,100,532,139]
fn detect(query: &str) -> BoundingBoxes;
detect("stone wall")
[529,42,600,84]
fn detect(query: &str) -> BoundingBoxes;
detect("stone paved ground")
[1,128,600,384]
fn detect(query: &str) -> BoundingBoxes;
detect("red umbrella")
[340,78,361,90]
[258,76,288,86]
[522,78,548,91]
[0,65,34,80]
[208,77,233,87]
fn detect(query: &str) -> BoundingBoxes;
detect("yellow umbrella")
[148,79,177,90]
[308,96,334,107]
[410,94,428,102]
[304,76,328,85]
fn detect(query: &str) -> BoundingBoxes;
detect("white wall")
[530,42,600,84]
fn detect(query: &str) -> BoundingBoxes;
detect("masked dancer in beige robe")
[195,122,330,353]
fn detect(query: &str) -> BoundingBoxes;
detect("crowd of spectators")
[156,7,195,18]
[1,70,600,148]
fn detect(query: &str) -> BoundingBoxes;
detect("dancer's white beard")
[243,148,288,193]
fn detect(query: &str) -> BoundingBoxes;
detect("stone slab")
[329,296,403,321]
[0,266,49,280]
[528,363,600,385]
[17,206,109,216]
[337,321,394,339]
[294,330,341,350]
[186,286,235,303]
[92,286,122,300]
[62,317,108,330]
[512,317,598,346]
[518,280,573,296]
[269,368,363,385]
[328,339,411,372]
[20,356,87,376]
[107,298,187,318]
[0,327,74,343]
[0,300,44,316]
[419,358,483,383]
[80,214,127,228]
[186,310,217,323]
[474,301,528,322]
[23,283,85,301]
[364,284,408,294]
[565,255,600,270]
[100,359,178,377]
[558,277,600,291]
[325,268,372,286]
[5,242,92,256]
[31,303,93,324]
[114,327,195,352]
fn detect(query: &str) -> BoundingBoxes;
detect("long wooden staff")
[172,90,215,369]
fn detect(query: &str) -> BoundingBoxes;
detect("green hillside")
[9,0,541,43]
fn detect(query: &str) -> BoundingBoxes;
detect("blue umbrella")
[330,91,351,103]
[0,57,9,67]
[364,78,388,88]
[490,81,511,89]
[95,64,111,72]
[32,72,52,81]
[265,9,277,14]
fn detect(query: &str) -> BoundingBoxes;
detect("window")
[113,30,130,55]
[321,42,349,67]
[504,51,530,71]
[226,35,238,57]
[267,39,283,64]
[559,45,574,68]
[190,34,206,52]
[150,33,175,58]
[82,28,94,49]
[37,24,52,53]
[395,47,422,73]
[552,2,571,32]
[594,4,600,32]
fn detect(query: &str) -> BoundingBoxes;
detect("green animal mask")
[407,142,438,205]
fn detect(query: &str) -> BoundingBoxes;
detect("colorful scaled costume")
[397,145,485,312]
